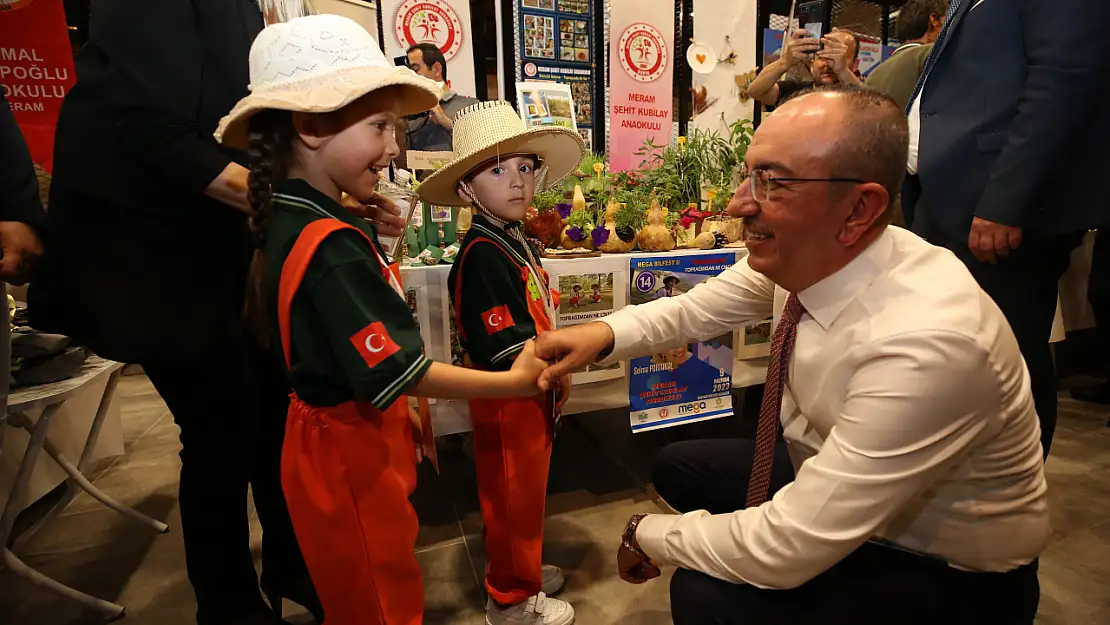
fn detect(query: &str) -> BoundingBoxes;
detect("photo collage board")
[519,0,595,150]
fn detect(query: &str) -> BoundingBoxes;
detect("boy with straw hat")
[419,101,585,625]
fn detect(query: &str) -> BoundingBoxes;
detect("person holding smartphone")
[747,28,861,109]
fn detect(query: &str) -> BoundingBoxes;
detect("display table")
[401,246,769,436]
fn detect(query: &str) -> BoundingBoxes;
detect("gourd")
[637,192,676,252]
[561,185,595,250]
[598,200,637,253]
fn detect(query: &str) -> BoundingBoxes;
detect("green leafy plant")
[566,207,595,231]
[532,188,563,213]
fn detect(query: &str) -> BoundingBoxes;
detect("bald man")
[747,28,861,110]
[535,86,1047,625]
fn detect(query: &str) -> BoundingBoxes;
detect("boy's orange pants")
[282,395,423,625]
[469,394,554,605]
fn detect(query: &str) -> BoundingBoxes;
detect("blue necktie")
[905,0,964,115]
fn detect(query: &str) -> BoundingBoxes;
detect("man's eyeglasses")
[749,168,868,202]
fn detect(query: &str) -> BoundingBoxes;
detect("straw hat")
[215,14,440,149]
[416,101,586,207]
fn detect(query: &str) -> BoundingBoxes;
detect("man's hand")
[534,322,615,391]
[617,543,661,585]
[0,221,43,285]
[343,191,408,237]
[784,28,820,66]
[968,217,1023,264]
[817,37,855,82]
[430,105,453,130]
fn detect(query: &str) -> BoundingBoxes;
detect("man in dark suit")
[902,0,1109,457]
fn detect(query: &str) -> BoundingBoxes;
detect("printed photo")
[574,34,588,48]
[538,0,554,9]
[574,20,588,34]
[525,15,535,28]
[560,47,574,61]
[555,272,623,380]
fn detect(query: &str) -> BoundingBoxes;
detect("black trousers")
[1089,229,1110,354]
[939,232,1085,457]
[142,319,307,624]
[653,439,1040,625]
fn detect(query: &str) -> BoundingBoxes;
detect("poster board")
[548,268,627,384]
[515,81,577,130]
[627,253,737,432]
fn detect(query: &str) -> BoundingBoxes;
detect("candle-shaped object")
[593,162,605,181]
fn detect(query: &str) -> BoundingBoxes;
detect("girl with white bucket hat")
[216,15,552,625]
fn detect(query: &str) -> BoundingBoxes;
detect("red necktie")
[746,293,804,508]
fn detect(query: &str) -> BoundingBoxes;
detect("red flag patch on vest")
[482,305,515,334]
[350,322,400,368]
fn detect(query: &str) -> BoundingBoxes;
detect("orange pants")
[470,395,554,605]
[281,395,423,625]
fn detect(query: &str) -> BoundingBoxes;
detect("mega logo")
[678,401,708,415]
[618,22,668,83]
[394,0,464,62]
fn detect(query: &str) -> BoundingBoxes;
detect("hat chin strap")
[459,182,516,229]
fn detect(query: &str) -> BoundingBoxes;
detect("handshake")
[509,322,617,400]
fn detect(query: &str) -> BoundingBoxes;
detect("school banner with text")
[608,0,674,172]
[0,0,77,172]
[382,0,478,98]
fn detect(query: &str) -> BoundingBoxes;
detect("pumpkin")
[638,192,676,252]
[598,201,637,253]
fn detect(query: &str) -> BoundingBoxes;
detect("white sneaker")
[541,564,565,596]
[485,593,575,625]
[485,564,566,596]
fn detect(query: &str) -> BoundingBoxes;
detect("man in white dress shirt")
[535,86,1049,624]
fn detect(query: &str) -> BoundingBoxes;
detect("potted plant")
[561,185,597,250]
[638,190,676,252]
[524,187,567,249]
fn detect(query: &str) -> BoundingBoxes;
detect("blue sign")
[628,253,738,432]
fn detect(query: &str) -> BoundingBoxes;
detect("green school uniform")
[264,179,430,409]
[448,215,547,371]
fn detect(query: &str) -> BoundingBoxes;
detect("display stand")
[402,246,770,435]
[0,283,170,619]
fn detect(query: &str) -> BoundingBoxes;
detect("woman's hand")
[510,340,551,394]
[344,191,408,237]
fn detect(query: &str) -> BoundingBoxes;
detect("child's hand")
[510,340,550,394]
[555,374,572,411]
[408,405,425,464]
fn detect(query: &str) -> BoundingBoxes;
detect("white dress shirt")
[603,227,1049,589]
[907,92,922,175]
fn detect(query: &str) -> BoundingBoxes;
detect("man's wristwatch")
[621,513,651,559]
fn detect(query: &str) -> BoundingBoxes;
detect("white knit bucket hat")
[215,14,440,149]
[416,101,586,207]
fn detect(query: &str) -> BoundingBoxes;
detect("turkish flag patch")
[350,322,401,368]
[482,305,515,335]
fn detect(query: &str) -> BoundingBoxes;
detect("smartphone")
[797,0,827,42]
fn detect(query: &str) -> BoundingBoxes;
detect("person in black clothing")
[21,2,409,624]
[0,92,46,285]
